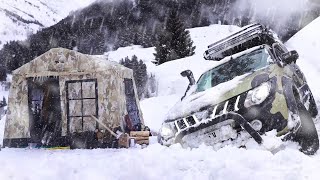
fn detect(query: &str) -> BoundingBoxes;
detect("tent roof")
[13,48,131,77]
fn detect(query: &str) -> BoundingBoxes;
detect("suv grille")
[186,116,196,126]
[174,94,245,132]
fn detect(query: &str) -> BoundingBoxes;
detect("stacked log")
[90,115,150,148]
[130,131,150,145]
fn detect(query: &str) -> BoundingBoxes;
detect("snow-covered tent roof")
[13,48,131,77]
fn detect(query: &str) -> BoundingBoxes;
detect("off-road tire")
[294,102,319,155]
[308,95,318,118]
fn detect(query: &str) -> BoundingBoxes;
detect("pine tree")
[154,10,195,65]
[137,0,154,15]
[120,55,148,99]
[136,59,148,99]
[0,65,6,81]
[2,97,7,106]
[154,33,171,65]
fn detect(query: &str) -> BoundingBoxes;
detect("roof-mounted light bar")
[203,24,270,61]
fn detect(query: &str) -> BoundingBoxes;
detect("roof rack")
[203,24,275,61]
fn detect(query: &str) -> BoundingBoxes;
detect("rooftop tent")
[3,48,144,148]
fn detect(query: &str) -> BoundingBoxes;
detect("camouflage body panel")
[4,48,143,141]
[5,78,29,138]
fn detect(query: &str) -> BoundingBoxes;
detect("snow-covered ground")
[0,0,95,49]
[1,18,320,179]
[0,142,319,180]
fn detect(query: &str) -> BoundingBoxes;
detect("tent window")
[30,89,44,114]
[66,79,98,133]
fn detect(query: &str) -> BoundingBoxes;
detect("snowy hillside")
[286,16,320,136]
[106,20,320,132]
[106,25,241,130]
[0,0,95,49]
[1,19,320,179]
[286,17,320,99]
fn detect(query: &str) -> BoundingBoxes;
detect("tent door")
[27,77,62,145]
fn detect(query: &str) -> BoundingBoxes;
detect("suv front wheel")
[294,102,319,155]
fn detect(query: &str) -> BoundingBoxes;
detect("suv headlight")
[159,123,176,139]
[244,82,271,108]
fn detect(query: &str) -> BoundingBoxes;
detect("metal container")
[129,138,136,147]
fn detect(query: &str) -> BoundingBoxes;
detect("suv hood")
[165,67,273,120]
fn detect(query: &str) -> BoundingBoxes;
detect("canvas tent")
[3,48,144,148]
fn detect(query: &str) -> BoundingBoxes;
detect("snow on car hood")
[166,73,251,120]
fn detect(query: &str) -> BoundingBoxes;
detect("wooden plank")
[133,136,149,141]
[130,131,150,137]
[136,139,149,145]
[90,115,118,138]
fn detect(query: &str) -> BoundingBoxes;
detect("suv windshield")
[197,48,272,92]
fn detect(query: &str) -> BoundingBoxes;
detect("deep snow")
[1,18,320,180]
[0,142,319,180]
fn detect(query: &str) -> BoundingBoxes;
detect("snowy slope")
[107,25,240,97]
[0,0,95,49]
[286,17,320,100]
[0,76,10,142]
[286,16,320,135]
[107,21,320,131]
[106,25,241,130]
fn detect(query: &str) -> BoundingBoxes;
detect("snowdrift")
[286,17,320,99]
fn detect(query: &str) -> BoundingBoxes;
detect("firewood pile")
[118,131,150,148]
[91,115,150,148]
[130,131,150,145]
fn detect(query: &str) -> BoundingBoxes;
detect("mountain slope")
[0,0,95,49]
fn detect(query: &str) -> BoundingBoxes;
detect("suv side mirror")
[282,50,299,64]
